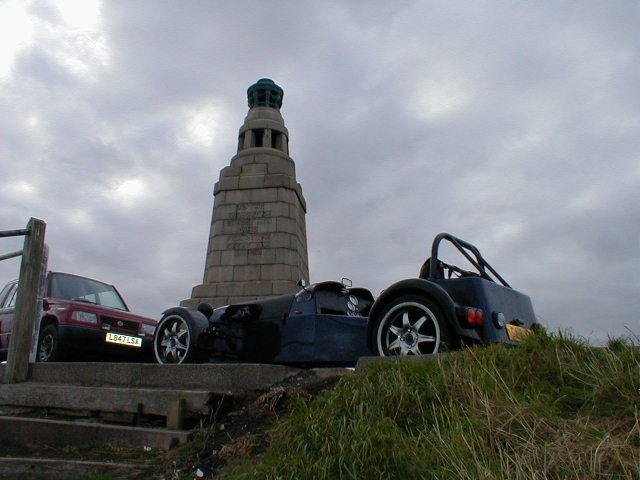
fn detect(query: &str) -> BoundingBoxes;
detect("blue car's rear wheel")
[373,294,449,356]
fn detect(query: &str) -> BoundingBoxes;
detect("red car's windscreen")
[49,273,127,311]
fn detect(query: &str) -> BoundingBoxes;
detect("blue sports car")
[153,234,539,365]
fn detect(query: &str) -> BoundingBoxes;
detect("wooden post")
[29,243,49,363]
[166,398,186,430]
[3,218,46,384]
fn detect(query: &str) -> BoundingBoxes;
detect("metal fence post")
[3,218,46,384]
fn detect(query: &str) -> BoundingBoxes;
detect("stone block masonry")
[182,79,309,309]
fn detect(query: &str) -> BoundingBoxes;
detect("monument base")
[181,153,308,309]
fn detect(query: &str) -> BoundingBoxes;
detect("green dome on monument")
[247,78,284,109]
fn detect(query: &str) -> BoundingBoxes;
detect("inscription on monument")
[224,204,274,251]
[237,204,271,219]
[228,233,271,251]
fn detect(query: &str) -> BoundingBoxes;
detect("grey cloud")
[1,0,638,342]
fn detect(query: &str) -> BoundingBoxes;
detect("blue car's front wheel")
[153,309,209,364]
[372,294,450,356]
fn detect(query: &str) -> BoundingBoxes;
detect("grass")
[86,475,116,480]
[224,333,639,480]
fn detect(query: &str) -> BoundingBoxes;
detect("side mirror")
[341,277,353,288]
[297,279,307,287]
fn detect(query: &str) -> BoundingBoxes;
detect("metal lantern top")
[247,78,284,109]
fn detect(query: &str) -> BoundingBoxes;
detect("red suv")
[0,272,157,362]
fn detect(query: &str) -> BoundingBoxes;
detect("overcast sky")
[1,0,638,342]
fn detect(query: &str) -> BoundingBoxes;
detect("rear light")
[71,311,98,324]
[467,309,474,323]
[466,308,484,327]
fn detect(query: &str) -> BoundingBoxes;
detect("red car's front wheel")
[36,324,64,362]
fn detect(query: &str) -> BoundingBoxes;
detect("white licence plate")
[105,332,142,348]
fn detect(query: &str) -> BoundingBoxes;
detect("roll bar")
[428,233,510,288]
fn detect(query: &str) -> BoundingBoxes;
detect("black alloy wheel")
[153,311,206,364]
[373,294,450,356]
[36,324,60,362]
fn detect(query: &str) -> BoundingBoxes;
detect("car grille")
[101,316,139,333]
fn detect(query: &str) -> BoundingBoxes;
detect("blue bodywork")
[276,314,371,363]
[187,234,538,365]
[366,233,537,350]
[365,276,536,349]
[433,277,535,343]
[199,282,375,365]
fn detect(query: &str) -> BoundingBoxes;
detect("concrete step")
[0,383,222,416]
[355,354,444,369]
[0,416,190,450]
[0,457,149,480]
[0,362,301,393]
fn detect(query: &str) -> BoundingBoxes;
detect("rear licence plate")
[506,324,533,342]
[105,332,142,347]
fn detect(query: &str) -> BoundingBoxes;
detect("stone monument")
[181,79,309,308]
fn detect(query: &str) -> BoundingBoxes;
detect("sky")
[1,0,638,343]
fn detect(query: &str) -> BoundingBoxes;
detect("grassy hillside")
[225,334,638,480]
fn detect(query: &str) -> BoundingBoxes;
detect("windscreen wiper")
[72,298,96,304]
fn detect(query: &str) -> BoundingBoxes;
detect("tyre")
[371,294,451,356]
[36,324,63,362]
[153,309,208,364]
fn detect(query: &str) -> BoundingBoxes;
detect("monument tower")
[182,79,310,308]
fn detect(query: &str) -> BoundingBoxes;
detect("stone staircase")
[0,362,302,478]
[0,457,150,480]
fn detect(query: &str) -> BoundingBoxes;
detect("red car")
[0,272,157,362]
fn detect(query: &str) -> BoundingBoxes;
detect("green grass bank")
[226,334,639,480]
